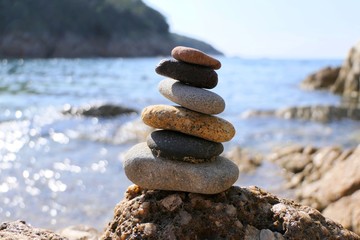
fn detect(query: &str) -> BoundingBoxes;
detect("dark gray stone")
[123,142,239,194]
[155,59,218,89]
[146,130,224,163]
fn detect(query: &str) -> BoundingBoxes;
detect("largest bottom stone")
[123,143,239,194]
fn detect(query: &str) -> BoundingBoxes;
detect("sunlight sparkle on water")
[50,131,69,144]
[15,110,22,119]
[48,179,67,192]
[53,159,81,173]
[91,160,108,173]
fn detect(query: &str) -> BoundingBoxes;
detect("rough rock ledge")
[101,185,359,240]
[0,220,66,240]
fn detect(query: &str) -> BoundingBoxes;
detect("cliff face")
[300,41,360,99]
[0,0,222,58]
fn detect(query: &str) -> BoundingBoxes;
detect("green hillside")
[0,0,222,58]
[0,0,168,37]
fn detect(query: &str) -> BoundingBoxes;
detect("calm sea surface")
[0,57,358,229]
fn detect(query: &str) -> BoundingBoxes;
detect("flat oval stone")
[171,46,221,70]
[155,59,218,89]
[147,130,224,163]
[158,78,225,115]
[123,142,239,194]
[141,105,235,143]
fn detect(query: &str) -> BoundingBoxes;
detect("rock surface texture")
[124,143,239,194]
[101,185,359,240]
[155,59,218,89]
[147,130,224,162]
[269,144,360,235]
[171,46,221,69]
[158,78,225,114]
[141,105,235,142]
[0,220,67,240]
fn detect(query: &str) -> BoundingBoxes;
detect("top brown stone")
[171,46,221,70]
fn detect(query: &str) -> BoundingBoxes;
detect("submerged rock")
[268,144,360,235]
[62,104,137,118]
[0,220,67,240]
[101,185,359,239]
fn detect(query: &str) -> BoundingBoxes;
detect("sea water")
[0,57,358,229]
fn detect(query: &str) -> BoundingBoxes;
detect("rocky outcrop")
[0,220,67,240]
[101,184,359,239]
[301,41,360,99]
[301,66,341,90]
[332,41,360,97]
[62,104,137,118]
[242,105,360,122]
[269,144,360,235]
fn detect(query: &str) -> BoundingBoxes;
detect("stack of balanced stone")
[123,46,239,194]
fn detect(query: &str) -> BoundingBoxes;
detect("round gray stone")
[146,130,224,163]
[155,59,218,89]
[123,142,239,194]
[158,78,225,115]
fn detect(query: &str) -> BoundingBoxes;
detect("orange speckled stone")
[171,46,221,70]
[141,105,235,143]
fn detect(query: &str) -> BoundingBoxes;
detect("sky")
[144,0,360,59]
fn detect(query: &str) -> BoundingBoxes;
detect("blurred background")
[0,0,359,234]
